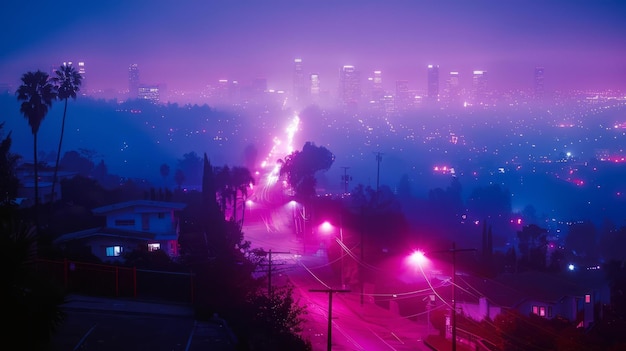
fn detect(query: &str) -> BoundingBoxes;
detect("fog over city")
[3,1,626,350]
[1,0,625,231]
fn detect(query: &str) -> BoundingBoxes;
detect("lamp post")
[321,220,345,289]
[413,243,475,351]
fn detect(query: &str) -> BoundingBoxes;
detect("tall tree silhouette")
[232,166,255,225]
[16,70,56,227]
[279,142,334,200]
[50,63,82,203]
[0,123,20,205]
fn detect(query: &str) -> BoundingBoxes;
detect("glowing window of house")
[148,243,161,252]
[532,306,538,315]
[115,219,135,226]
[539,306,546,317]
[585,294,591,303]
[106,246,123,257]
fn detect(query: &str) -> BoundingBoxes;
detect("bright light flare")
[408,250,427,266]
[404,250,431,273]
[320,221,333,233]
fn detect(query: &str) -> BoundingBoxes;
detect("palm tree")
[16,71,56,227]
[214,165,233,217]
[50,63,82,203]
[231,166,254,225]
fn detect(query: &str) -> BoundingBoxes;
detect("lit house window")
[148,243,161,252]
[539,306,546,317]
[585,294,591,303]
[106,246,123,257]
[532,306,539,315]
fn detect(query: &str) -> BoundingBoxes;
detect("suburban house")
[54,200,187,263]
[455,270,610,328]
[16,169,77,206]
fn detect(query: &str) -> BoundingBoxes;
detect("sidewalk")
[337,291,435,350]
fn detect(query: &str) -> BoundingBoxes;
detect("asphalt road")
[45,299,235,351]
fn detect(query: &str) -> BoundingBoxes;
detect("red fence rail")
[35,258,195,304]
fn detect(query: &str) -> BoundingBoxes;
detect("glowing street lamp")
[320,220,345,289]
[409,243,475,351]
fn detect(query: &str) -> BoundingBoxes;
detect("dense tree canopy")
[279,142,334,200]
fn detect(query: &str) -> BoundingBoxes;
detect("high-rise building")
[427,64,440,101]
[395,80,411,111]
[366,70,385,112]
[444,71,461,106]
[128,64,140,99]
[310,73,320,96]
[339,65,361,108]
[138,84,160,103]
[472,70,488,104]
[293,58,307,103]
[371,70,384,100]
[534,66,545,99]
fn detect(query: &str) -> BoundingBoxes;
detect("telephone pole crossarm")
[310,288,351,351]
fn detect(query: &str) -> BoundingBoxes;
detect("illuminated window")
[539,307,546,317]
[148,243,161,252]
[106,246,123,257]
[532,306,538,315]
[585,294,591,303]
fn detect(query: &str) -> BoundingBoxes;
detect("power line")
[309,288,351,351]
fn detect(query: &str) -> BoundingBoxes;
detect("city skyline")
[1,0,625,97]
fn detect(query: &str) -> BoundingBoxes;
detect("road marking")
[73,324,97,351]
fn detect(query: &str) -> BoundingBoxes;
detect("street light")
[320,221,345,289]
[409,243,475,351]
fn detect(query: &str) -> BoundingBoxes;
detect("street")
[243,202,433,350]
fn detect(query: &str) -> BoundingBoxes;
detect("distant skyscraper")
[427,64,440,101]
[293,58,307,103]
[128,64,140,99]
[138,84,160,103]
[371,70,384,100]
[310,73,320,96]
[445,71,461,106]
[534,66,545,98]
[366,70,384,111]
[339,65,361,108]
[395,80,411,111]
[472,70,488,104]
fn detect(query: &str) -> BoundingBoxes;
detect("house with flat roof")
[55,200,187,263]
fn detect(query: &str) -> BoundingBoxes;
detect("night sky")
[2,0,625,94]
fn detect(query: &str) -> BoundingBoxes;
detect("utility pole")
[360,206,365,306]
[435,242,475,351]
[310,288,351,351]
[340,166,352,194]
[373,152,383,194]
[263,249,290,298]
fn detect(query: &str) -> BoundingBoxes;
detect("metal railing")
[35,258,195,303]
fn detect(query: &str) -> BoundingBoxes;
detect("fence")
[35,258,195,304]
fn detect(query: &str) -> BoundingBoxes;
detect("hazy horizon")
[2,0,626,96]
